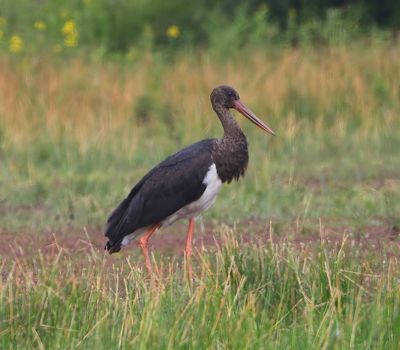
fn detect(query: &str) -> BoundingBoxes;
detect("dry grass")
[1,45,398,149]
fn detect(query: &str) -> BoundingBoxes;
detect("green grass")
[1,116,399,232]
[1,233,400,349]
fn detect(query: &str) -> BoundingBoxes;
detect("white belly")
[121,226,147,246]
[121,163,222,247]
[162,163,222,226]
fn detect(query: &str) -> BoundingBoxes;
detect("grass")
[0,44,400,348]
[1,231,400,349]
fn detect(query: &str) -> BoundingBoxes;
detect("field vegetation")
[1,232,400,348]
[1,44,399,348]
[1,0,400,348]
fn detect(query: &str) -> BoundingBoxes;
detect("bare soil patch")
[1,220,399,260]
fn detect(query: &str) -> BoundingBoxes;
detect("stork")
[105,85,275,279]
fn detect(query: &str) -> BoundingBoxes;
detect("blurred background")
[1,0,400,54]
[0,0,399,234]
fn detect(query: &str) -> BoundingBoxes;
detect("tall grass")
[2,46,399,146]
[1,231,400,348]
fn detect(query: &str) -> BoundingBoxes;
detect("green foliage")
[292,8,364,46]
[205,5,279,57]
[0,0,397,56]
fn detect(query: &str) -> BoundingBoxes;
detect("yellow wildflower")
[9,35,23,53]
[34,20,46,31]
[62,20,77,35]
[166,25,180,39]
[0,17,6,27]
[61,20,78,47]
[64,33,78,47]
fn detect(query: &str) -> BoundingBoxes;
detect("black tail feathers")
[105,239,122,254]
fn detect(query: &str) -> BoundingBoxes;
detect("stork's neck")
[214,104,245,140]
[212,105,249,183]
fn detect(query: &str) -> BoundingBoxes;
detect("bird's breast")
[212,135,249,183]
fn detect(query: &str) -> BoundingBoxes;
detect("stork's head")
[210,85,275,136]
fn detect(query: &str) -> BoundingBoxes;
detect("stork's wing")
[105,139,215,252]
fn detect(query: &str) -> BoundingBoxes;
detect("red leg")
[185,218,195,281]
[139,223,160,274]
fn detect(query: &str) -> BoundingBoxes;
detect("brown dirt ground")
[1,220,399,260]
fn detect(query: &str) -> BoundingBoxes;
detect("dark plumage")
[105,139,214,253]
[104,85,275,278]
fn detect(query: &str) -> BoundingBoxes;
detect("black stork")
[105,85,275,278]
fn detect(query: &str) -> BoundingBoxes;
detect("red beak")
[233,100,276,136]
